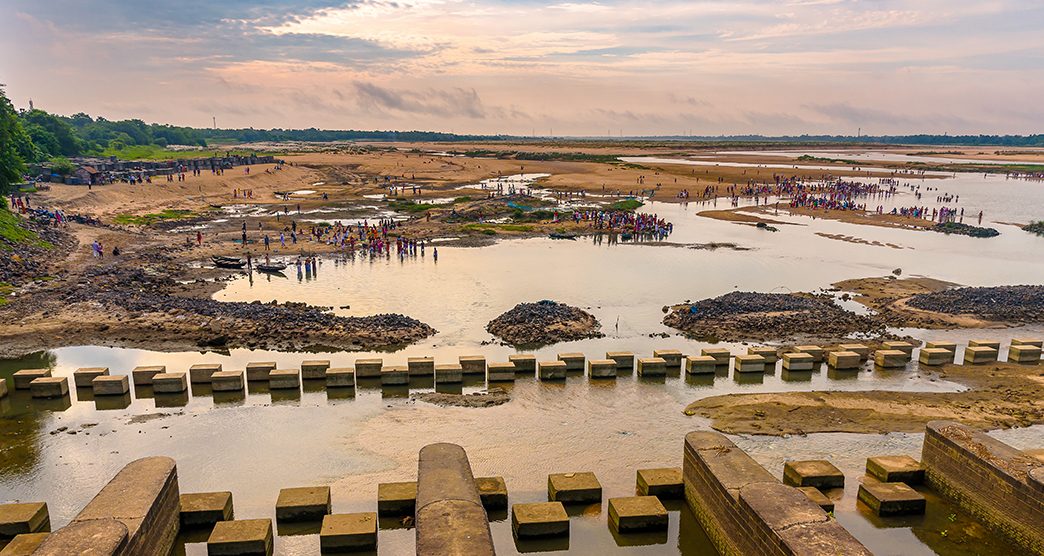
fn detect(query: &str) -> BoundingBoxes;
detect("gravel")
[487,300,603,346]
[907,285,1044,323]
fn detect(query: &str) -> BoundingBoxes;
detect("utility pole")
[213,116,217,129]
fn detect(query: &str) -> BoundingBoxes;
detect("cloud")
[349,82,489,118]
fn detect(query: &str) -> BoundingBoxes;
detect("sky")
[1,0,1042,136]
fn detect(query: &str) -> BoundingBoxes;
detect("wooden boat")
[256,263,288,273]
[548,232,578,240]
[211,256,245,269]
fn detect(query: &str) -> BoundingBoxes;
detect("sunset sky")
[2,0,1042,136]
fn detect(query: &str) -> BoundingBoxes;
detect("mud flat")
[685,361,1044,436]
[413,388,511,408]
[486,300,603,347]
[662,291,884,343]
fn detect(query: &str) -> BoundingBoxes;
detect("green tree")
[0,86,31,193]
[20,109,82,157]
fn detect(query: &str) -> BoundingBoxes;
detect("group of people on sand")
[569,209,673,239]
[886,206,983,224]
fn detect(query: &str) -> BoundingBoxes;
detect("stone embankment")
[906,285,1044,324]
[487,300,603,346]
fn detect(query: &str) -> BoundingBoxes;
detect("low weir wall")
[415,443,495,556]
[921,420,1044,554]
[683,431,871,556]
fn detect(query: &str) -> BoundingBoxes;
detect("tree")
[0,86,31,194]
[20,109,82,157]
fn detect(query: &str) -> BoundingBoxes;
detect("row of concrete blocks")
[782,456,928,517]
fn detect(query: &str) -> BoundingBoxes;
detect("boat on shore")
[211,256,246,269]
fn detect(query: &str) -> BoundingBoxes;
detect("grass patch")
[0,206,48,250]
[0,282,13,306]
[112,209,196,226]
[99,145,279,161]
[609,199,644,211]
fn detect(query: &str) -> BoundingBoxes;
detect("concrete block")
[794,345,824,362]
[380,366,409,385]
[476,476,509,510]
[796,487,834,512]
[747,346,778,362]
[12,369,50,390]
[606,351,634,370]
[301,360,330,380]
[408,357,435,376]
[0,532,49,555]
[636,468,682,499]
[783,460,845,489]
[875,349,908,368]
[459,355,486,374]
[548,472,601,503]
[685,355,717,375]
[700,348,730,365]
[29,377,68,399]
[326,368,355,388]
[207,519,272,555]
[919,348,954,366]
[211,371,244,392]
[320,513,377,552]
[1012,338,1043,348]
[132,365,166,385]
[925,341,957,353]
[153,372,188,393]
[92,375,130,396]
[511,502,568,538]
[377,482,417,516]
[637,357,666,376]
[487,362,516,382]
[857,480,925,516]
[968,339,1000,350]
[883,341,914,357]
[415,443,494,555]
[782,352,814,371]
[0,378,7,399]
[653,349,683,367]
[245,362,276,382]
[734,354,766,373]
[509,354,536,373]
[839,343,870,360]
[354,358,382,378]
[73,367,109,388]
[827,351,861,370]
[434,364,463,383]
[31,521,125,555]
[180,492,234,526]
[1009,344,1042,363]
[866,456,924,485]
[588,359,618,378]
[557,353,585,371]
[0,503,50,537]
[190,364,222,384]
[964,345,998,364]
[276,486,331,522]
[538,361,567,380]
[268,369,300,389]
[608,496,668,532]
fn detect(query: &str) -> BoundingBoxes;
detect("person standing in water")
[433,247,438,262]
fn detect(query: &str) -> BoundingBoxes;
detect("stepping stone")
[29,377,68,399]
[964,346,998,364]
[509,354,536,373]
[487,362,516,382]
[459,355,486,374]
[538,361,567,380]
[548,472,602,503]
[827,351,861,370]
[132,365,166,385]
[73,367,109,388]
[189,364,222,384]
[919,348,954,366]
[0,502,50,537]
[858,480,925,516]
[476,476,508,510]
[301,360,330,380]
[925,341,957,353]
[701,348,730,365]
[747,346,778,362]
[608,496,668,532]
[782,352,814,371]
[874,350,908,368]
[882,341,914,357]
[0,532,49,555]
[320,513,377,552]
[636,468,682,499]
[968,339,1000,350]
[685,356,716,375]
[13,369,50,390]
[734,354,766,373]
[207,519,272,555]
[839,344,869,360]
[245,362,276,382]
[276,486,331,522]
[354,358,382,378]
[782,460,845,490]
[181,492,234,526]
[794,345,824,362]
[512,502,568,538]
[606,351,634,370]
[587,359,618,378]
[92,375,130,396]
[381,366,408,385]
[557,353,585,371]
[326,368,355,388]
[1012,338,1043,348]
[434,364,463,383]
[377,482,417,516]
[1009,344,1042,363]
[866,456,924,485]
[407,357,435,376]
[652,350,683,367]
[210,371,244,393]
[153,372,188,393]
[796,487,834,512]
[269,369,300,390]
[636,357,666,377]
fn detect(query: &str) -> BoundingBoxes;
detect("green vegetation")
[112,209,197,226]
[1023,221,1044,236]
[0,282,14,306]
[0,87,31,194]
[609,199,644,211]
[99,144,278,161]
[388,197,471,214]
[0,201,49,250]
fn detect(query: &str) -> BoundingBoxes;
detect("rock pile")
[932,222,999,238]
[487,300,603,346]
[907,285,1044,323]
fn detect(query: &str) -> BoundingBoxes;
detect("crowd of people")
[568,209,673,239]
